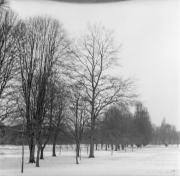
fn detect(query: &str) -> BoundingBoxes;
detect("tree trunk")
[121,144,124,150]
[29,142,35,163]
[52,133,57,157]
[76,144,79,164]
[36,145,41,167]
[87,144,89,155]
[89,135,95,158]
[79,146,81,160]
[111,144,113,150]
[105,144,107,150]
[76,143,80,157]
[111,145,113,155]
[52,141,56,157]
[76,149,79,164]
[131,144,133,152]
[89,104,95,158]
[96,143,98,150]
[115,144,118,151]
[40,147,44,159]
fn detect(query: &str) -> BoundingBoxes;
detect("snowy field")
[0,145,179,176]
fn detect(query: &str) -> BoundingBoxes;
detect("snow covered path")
[0,145,179,176]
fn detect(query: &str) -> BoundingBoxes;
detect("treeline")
[0,102,152,147]
[0,6,179,168]
[151,118,180,146]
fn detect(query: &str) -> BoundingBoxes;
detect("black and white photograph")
[0,0,179,175]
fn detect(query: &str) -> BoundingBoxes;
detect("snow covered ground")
[0,145,179,176]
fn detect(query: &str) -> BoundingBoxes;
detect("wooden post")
[19,126,25,173]
[80,146,81,160]
[21,132,24,173]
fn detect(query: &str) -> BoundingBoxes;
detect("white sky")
[9,0,180,130]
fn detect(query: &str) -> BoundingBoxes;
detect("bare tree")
[16,16,68,167]
[39,79,55,160]
[99,105,132,152]
[68,83,89,164]
[151,124,160,145]
[170,125,178,145]
[51,79,69,157]
[70,24,136,157]
[0,9,19,123]
[159,117,167,145]
[133,102,152,147]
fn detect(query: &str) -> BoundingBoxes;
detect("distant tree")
[51,80,69,157]
[39,79,56,160]
[100,106,120,153]
[170,125,178,145]
[151,124,160,145]
[70,23,136,158]
[157,118,179,146]
[100,105,132,152]
[67,83,89,164]
[0,122,5,138]
[159,118,167,145]
[133,102,152,146]
[164,124,178,145]
[166,124,172,144]
[178,132,180,146]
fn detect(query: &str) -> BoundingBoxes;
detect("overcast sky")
[10,0,179,129]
